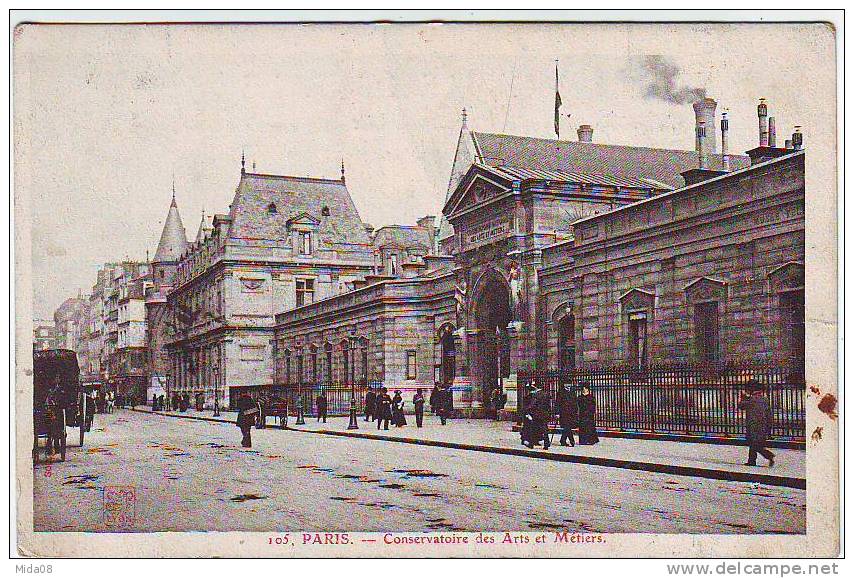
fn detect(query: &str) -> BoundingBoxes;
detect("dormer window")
[267,203,277,214]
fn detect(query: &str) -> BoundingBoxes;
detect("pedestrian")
[413,389,425,428]
[160,394,167,412]
[490,387,503,420]
[577,383,599,445]
[315,390,328,423]
[236,393,258,448]
[437,384,452,426]
[557,383,578,447]
[738,380,775,467]
[524,384,551,450]
[152,394,159,411]
[365,388,376,422]
[172,394,179,411]
[376,387,392,430]
[429,384,440,415]
[392,390,407,427]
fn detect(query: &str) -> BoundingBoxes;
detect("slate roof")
[153,197,189,263]
[482,164,671,190]
[226,172,371,245]
[471,132,751,190]
[372,225,432,250]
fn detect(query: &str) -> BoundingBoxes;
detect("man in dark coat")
[413,389,425,428]
[236,394,258,448]
[490,387,502,421]
[429,384,440,415]
[365,389,376,422]
[557,384,578,447]
[738,381,775,466]
[525,385,551,450]
[376,387,392,430]
[316,391,328,423]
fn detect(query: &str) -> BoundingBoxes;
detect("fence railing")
[239,382,378,417]
[520,364,806,441]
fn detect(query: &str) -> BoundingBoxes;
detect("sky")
[14,22,835,319]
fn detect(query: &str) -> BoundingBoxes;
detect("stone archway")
[469,270,513,407]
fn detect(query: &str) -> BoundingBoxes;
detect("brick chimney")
[577,124,593,143]
[758,98,769,146]
[693,98,718,154]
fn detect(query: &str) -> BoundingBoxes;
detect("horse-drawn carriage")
[33,349,91,463]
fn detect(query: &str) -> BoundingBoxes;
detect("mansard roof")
[470,132,750,190]
[372,224,432,251]
[153,196,189,263]
[226,172,370,245]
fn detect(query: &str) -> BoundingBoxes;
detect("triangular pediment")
[684,277,728,301]
[618,288,655,311]
[443,165,513,220]
[286,212,321,227]
[768,261,804,291]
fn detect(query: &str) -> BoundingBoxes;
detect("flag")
[554,61,562,138]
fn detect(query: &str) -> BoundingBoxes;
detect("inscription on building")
[463,217,511,250]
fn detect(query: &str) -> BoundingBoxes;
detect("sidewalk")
[132,407,805,489]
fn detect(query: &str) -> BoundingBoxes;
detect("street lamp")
[347,336,359,430]
[213,366,220,416]
[295,353,305,425]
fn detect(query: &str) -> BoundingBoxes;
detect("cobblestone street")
[32,410,805,534]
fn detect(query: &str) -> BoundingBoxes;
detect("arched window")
[324,342,333,384]
[309,345,318,383]
[358,337,369,385]
[558,313,576,374]
[340,340,350,385]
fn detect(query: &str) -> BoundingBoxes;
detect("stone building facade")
[273,107,804,417]
[271,256,456,401]
[163,162,376,409]
[540,150,805,372]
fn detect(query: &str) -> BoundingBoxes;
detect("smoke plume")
[640,55,706,104]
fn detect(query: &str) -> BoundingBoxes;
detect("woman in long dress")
[391,390,407,426]
[577,384,599,445]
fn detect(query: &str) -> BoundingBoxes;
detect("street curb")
[132,409,805,490]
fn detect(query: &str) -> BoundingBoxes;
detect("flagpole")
[554,59,561,139]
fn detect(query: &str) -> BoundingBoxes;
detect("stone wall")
[541,152,805,370]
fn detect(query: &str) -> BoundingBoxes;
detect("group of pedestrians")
[520,381,599,450]
[362,384,453,430]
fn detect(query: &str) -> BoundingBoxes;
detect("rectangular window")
[295,278,315,307]
[300,232,312,255]
[406,350,417,380]
[694,301,720,363]
[390,254,398,276]
[628,313,648,369]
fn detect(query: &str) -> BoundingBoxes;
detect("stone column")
[504,320,525,411]
[452,327,471,410]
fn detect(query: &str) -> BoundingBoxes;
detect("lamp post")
[295,354,305,425]
[213,366,220,416]
[347,336,359,430]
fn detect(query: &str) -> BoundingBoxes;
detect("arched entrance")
[470,270,513,406]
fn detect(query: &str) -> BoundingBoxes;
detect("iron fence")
[519,363,805,440]
[275,381,378,417]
